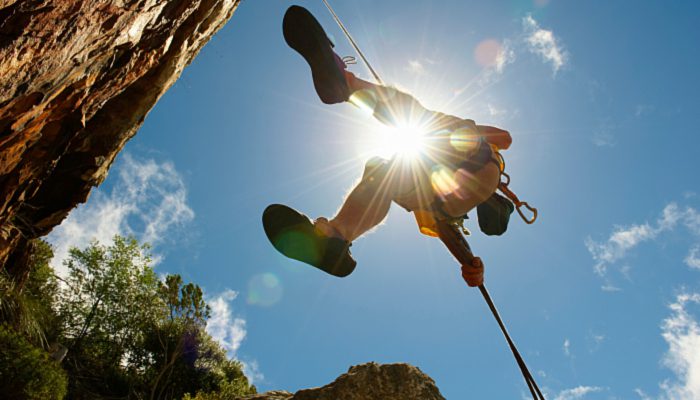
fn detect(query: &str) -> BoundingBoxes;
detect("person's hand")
[461,257,484,287]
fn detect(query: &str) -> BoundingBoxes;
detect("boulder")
[240,362,446,400]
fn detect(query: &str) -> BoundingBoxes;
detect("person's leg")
[345,72,472,133]
[315,158,399,242]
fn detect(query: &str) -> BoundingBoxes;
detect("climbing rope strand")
[436,221,545,399]
[320,0,384,84]
[478,285,546,400]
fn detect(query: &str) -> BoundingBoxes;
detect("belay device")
[320,1,544,398]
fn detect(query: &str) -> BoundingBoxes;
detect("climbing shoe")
[283,5,350,104]
[263,204,357,277]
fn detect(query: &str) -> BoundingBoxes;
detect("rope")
[478,285,546,400]
[436,220,546,400]
[320,0,384,84]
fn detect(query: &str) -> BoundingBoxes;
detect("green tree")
[1,235,256,399]
[56,235,256,399]
[58,235,164,398]
[144,274,211,399]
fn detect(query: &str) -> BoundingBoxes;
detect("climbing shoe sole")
[283,5,349,104]
[263,204,356,277]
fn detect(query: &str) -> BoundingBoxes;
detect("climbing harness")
[320,1,544,398]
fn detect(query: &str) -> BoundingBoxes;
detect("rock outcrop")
[0,0,240,276]
[239,363,446,400]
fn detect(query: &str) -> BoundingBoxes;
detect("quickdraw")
[495,152,538,224]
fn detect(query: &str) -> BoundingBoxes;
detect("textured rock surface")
[0,0,239,274]
[239,363,446,400]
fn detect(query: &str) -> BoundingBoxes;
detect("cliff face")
[240,363,446,400]
[0,0,239,275]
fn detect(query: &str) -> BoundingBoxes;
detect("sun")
[371,122,428,159]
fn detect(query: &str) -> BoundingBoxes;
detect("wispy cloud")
[405,57,440,76]
[592,121,616,147]
[406,59,427,75]
[494,39,516,74]
[685,246,700,270]
[206,289,264,384]
[453,39,515,98]
[659,293,700,399]
[46,153,194,276]
[487,103,506,117]
[554,386,603,400]
[585,219,659,277]
[563,338,571,357]
[523,14,568,74]
[586,332,605,353]
[584,203,700,289]
[635,105,655,117]
[635,388,653,400]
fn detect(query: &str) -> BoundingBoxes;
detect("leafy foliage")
[0,323,68,400]
[0,236,256,399]
[0,240,58,347]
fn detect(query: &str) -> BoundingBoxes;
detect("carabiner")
[516,202,538,224]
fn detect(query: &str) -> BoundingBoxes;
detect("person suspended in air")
[263,5,519,280]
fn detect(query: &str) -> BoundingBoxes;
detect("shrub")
[0,324,68,400]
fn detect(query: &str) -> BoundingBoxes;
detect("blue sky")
[47,1,700,398]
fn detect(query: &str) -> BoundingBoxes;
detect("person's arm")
[476,125,512,150]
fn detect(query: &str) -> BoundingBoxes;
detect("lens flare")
[349,89,379,116]
[449,127,480,152]
[474,39,504,68]
[431,164,459,196]
[247,273,283,307]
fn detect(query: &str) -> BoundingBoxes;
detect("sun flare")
[371,123,428,159]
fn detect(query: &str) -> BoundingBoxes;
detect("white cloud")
[635,105,654,117]
[206,289,264,384]
[685,246,700,270]
[584,203,700,288]
[241,359,264,384]
[523,14,568,74]
[592,124,616,147]
[587,332,605,353]
[554,386,603,400]
[601,284,622,292]
[406,60,426,75]
[454,39,515,98]
[585,222,657,277]
[684,208,700,235]
[635,388,653,400]
[207,289,246,355]
[46,153,194,276]
[495,40,516,74]
[487,103,507,117]
[563,338,571,357]
[659,293,700,399]
[405,58,439,76]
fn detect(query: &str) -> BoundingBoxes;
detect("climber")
[262,5,513,278]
